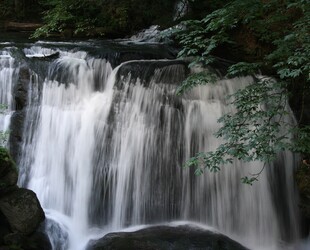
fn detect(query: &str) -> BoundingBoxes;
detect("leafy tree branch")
[172,0,310,184]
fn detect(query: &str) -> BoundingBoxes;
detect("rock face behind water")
[87,225,249,250]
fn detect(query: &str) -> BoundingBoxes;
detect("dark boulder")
[0,148,50,249]
[3,231,52,250]
[0,188,45,235]
[86,225,249,250]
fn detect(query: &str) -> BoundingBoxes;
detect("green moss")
[0,147,17,173]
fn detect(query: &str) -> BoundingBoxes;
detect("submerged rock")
[86,225,249,250]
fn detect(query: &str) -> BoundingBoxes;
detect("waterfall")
[0,43,301,250]
[0,49,17,146]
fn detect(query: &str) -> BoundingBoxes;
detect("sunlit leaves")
[171,9,234,67]
[291,126,310,155]
[241,176,258,185]
[176,71,217,95]
[227,63,261,77]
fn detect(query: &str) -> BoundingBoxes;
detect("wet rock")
[0,188,45,235]
[86,225,249,250]
[3,231,52,250]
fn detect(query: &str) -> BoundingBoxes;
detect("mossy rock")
[0,148,16,176]
[0,148,18,196]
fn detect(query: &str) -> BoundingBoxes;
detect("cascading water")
[0,49,16,146]
[0,42,302,250]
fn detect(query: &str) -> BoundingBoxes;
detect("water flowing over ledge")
[0,41,302,250]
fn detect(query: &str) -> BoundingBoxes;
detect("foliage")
[0,146,11,162]
[173,0,310,184]
[32,0,100,37]
[0,0,15,19]
[0,0,43,22]
[32,0,178,38]
[0,146,16,170]
[176,71,217,95]
[0,130,9,146]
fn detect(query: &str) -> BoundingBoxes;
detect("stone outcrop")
[86,225,249,250]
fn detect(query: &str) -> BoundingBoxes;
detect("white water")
[0,45,301,249]
[0,50,17,146]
